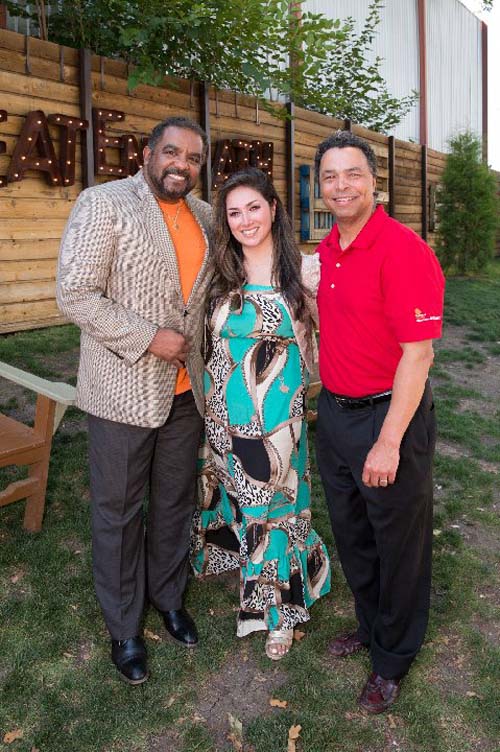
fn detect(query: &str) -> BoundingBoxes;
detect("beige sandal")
[265,629,294,661]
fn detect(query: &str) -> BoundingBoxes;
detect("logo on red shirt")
[414,307,441,323]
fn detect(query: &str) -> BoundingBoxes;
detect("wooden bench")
[0,361,76,532]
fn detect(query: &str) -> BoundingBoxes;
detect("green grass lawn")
[1,261,499,752]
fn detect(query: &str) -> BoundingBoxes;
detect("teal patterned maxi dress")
[191,285,331,636]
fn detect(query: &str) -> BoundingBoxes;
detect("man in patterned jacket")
[57,116,212,684]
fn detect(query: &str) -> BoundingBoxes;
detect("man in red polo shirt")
[314,130,445,714]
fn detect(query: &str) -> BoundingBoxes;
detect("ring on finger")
[379,478,388,486]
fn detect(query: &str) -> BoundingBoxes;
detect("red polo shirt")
[317,206,445,397]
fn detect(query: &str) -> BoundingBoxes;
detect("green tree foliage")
[5,0,417,131]
[311,0,418,132]
[436,132,499,274]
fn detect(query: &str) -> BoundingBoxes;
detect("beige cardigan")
[56,170,212,428]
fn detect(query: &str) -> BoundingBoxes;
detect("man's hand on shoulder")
[362,438,400,488]
[148,328,190,369]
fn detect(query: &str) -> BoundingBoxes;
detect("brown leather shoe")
[328,633,367,658]
[358,672,401,714]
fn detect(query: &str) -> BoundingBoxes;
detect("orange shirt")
[157,198,206,394]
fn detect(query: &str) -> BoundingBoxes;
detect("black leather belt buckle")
[333,391,392,410]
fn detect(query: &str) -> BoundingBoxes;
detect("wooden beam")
[421,144,428,241]
[0,4,7,29]
[388,135,396,218]
[418,0,428,145]
[199,81,211,203]
[344,118,352,132]
[285,100,295,223]
[79,48,94,188]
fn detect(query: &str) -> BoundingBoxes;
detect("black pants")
[87,391,203,640]
[316,382,435,679]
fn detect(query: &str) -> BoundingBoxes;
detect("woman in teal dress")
[191,168,330,659]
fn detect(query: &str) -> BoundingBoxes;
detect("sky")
[461,0,500,169]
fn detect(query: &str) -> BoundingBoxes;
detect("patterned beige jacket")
[56,170,212,428]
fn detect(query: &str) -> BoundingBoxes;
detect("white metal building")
[305,0,486,153]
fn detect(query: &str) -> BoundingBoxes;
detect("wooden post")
[286,100,295,224]
[418,0,428,146]
[421,144,428,241]
[0,4,7,29]
[481,21,488,163]
[79,48,94,188]
[388,136,396,218]
[199,82,212,203]
[344,119,352,132]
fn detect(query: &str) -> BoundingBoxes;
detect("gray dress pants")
[87,391,203,640]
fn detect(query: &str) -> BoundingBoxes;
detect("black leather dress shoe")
[111,636,149,685]
[162,608,198,648]
[358,672,401,714]
[328,632,367,658]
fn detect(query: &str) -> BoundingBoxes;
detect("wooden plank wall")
[0,28,449,335]
[293,107,344,249]
[0,30,81,332]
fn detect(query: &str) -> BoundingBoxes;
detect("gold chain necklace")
[164,202,182,231]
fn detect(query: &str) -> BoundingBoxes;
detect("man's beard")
[146,165,194,201]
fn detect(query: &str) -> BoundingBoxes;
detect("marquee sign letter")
[48,114,89,186]
[0,110,6,188]
[211,138,273,189]
[0,109,6,155]
[120,134,143,176]
[93,108,126,177]
[6,110,61,186]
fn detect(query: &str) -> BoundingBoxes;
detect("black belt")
[329,390,392,410]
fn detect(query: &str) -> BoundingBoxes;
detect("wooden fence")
[0,28,447,334]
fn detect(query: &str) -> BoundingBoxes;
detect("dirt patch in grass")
[195,647,286,750]
[435,323,499,405]
[437,441,499,475]
[435,326,500,403]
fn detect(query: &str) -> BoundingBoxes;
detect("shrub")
[436,131,499,274]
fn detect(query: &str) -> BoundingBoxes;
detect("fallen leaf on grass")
[344,711,363,721]
[227,714,243,752]
[293,630,306,642]
[3,729,23,743]
[30,747,40,752]
[164,696,176,708]
[227,734,243,752]
[466,691,482,699]
[144,628,161,642]
[387,714,397,728]
[63,652,75,659]
[287,724,302,752]
[269,698,288,708]
[10,573,21,584]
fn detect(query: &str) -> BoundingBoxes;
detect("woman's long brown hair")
[210,167,309,323]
